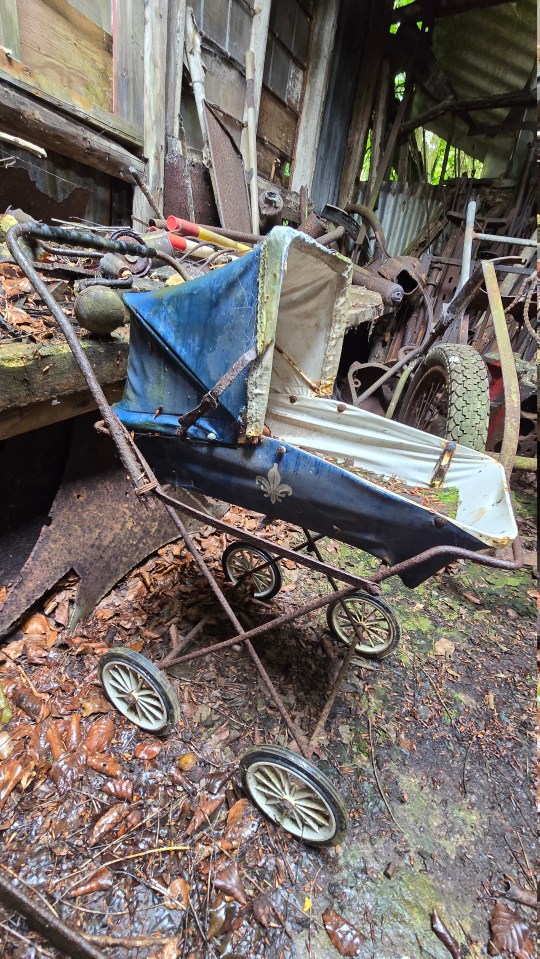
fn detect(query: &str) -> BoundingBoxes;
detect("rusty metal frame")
[6,223,524,762]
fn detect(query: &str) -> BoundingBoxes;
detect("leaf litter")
[0,484,536,957]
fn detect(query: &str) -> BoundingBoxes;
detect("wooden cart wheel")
[240,745,348,846]
[100,648,180,734]
[222,542,282,600]
[327,591,401,660]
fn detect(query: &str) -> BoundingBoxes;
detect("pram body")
[114,226,517,588]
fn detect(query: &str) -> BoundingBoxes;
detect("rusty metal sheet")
[204,103,252,232]
[0,421,204,637]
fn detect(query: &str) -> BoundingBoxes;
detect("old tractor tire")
[397,344,489,451]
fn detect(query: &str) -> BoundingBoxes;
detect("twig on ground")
[367,713,405,835]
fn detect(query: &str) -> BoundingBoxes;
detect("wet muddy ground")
[0,478,536,959]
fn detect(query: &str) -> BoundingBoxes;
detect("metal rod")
[458,199,476,293]
[0,869,108,959]
[474,232,533,247]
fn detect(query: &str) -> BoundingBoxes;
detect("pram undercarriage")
[7,222,522,846]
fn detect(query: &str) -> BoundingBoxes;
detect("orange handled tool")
[166,216,251,253]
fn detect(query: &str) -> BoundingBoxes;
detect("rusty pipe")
[317,226,346,247]
[346,203,388,259]
[352,264,404,305]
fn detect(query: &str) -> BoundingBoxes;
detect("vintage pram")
[8,223,521,846]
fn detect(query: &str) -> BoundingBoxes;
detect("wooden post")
[165,0,187,150]
[240,0,271,167]
[367,61,390,196]
[133,0,168,228]
[245,51,260,234]
[291,0,339,194]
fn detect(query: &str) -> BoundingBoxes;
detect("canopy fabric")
[115,227,351,443]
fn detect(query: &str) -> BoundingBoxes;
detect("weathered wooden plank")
[113,0,144,132]
[17,0,113,112]
[165,0,187,145]
[132,0,168,226]
[0,81,144,178]
[69,0,111,33]
[0,51,142,148]
[257,87,297,159]
[0,0,21,59]
[0,330,129,414]
[0,384,124,441]
[291,0,338,193]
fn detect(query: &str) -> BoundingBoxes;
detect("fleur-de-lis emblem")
[255,464,292,504]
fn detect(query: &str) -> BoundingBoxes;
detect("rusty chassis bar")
[6,224,523,760]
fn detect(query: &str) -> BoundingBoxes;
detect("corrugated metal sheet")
[411,0,535,164]
[355,181,442,257]
[311,0,370,210]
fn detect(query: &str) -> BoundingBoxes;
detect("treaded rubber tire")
[240,745,348,847]
[397,344,489,451]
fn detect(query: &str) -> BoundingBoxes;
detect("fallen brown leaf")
[102,779,133,801]
[134,742,162,760]
[214,862,248,906]
[164,877,190,909]
[489,902,534,958]
[186,793,225,835]
[85,716,115,753]
[322,910,366,956]
[89,802,130,845]
[68,866,115,898]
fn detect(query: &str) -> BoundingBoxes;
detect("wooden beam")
[133,0,168,226]
[0,384,124,441]
[0,81,144,178]
[0,331,129,415]
[0,331,129,440]
[165,0,187,147]
[240,0,271,166]
[291,0,339,194]
[0,0,21,59]
[400,89,536,135]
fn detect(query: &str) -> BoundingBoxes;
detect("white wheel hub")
[245,761,337,843]
[228,549,276,595]
[101,661,168,731]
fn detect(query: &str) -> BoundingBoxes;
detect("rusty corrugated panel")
[356,181,443,257]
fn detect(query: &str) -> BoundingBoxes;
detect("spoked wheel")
[327,591,401,660]
[240,745,348,847]
[396,344,489,451]
[222,542,282,601]
[100,648,180,734]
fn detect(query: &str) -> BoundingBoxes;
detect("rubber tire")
[240,745,348,847]
[222,542,282,601]
[326,591,401,661]
[100,647,180,735]
[397,344,489,451]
